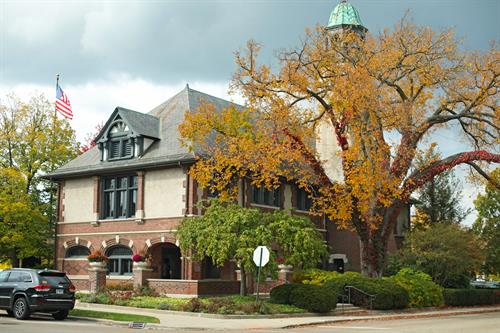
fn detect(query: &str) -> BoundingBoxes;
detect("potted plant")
[87,250,108,269]
[132,252,151,270]
[276,257,293,272]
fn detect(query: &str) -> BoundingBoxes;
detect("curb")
[283,307,500,329]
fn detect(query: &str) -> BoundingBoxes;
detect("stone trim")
[57,229,178,237]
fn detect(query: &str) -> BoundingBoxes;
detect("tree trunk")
[240,266,247,296]
[359,204,401,277]
[10,251,19,268]
[359,237,388,277]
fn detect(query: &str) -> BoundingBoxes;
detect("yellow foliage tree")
[180,19,500,276]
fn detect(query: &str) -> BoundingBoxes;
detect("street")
[0,312,498,333]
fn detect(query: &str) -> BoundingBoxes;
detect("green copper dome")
[327,0,364,29]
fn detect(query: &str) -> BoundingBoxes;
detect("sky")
[1,0,499,224]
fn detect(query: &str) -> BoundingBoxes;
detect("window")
[107,121,134,160]
[106,246,133,275]
[251,185,281,207]
[65,246,90,258]
[102,175,137,219]
[296,187,313,211]
[7,271,31,283]
[0,271,9,282]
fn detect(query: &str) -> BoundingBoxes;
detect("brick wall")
[70,278,90,291]
[147,279,240,296]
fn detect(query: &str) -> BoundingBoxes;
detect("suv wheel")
[13,297,30,320]
[6,310,14,317]
[52,310,69,320]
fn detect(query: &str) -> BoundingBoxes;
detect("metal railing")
[344,285,376,310]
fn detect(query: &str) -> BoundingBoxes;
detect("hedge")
[444,289,500,306]
[289,284,337,313]
[270,283,337,313]
[269,283,301,305]
[295,269,408,310]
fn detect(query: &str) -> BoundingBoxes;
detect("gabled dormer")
[95,107,160,162]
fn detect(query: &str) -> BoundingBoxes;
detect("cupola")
[326,0,367,36]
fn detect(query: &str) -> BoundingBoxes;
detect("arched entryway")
[149,243,181,279]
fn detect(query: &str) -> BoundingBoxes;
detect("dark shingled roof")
[46,85,243,179]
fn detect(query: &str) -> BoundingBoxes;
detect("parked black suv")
[0,268,75,320]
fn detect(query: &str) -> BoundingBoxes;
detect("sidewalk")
[74,301,500,330]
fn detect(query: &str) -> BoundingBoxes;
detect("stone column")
[133,262,153,289]
[277,265,293,284]
[88,262,107,293]
[135,171,145,224]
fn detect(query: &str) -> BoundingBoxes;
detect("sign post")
[253,246,270,303]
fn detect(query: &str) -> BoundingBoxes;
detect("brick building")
[46,2,409,296]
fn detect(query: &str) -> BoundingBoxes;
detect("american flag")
[56,84,73,119]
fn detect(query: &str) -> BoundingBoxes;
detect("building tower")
[326,0,367,37]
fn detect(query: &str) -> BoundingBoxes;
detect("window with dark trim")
[65,246,91,258]
[102,175,137,219]
[106,246,133,275]
[107,121,134,160]
[251,185,281,207]
[296,187,313,211]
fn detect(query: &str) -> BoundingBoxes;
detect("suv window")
[39,272,70,286]
[7,271,22,282]
[20,272,32,282]
[0,271,9,282]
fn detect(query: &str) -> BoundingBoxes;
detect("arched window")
[106,246,133,275]
[107,121,133,160]
[65,246,90,258]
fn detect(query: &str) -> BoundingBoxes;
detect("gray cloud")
[1,0,499,86]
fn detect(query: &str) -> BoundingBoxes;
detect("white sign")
[253,246,270,267]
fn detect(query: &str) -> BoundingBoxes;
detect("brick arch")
[63,237,94,252]
[100,236,137,253]
[141,235,178,254]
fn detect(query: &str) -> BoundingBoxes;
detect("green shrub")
[293,269,342,285]
[444,289,499,306]
[289,284,337,313]
[392,268,444,308]
[270,283,301,304]
[322,272,408,310]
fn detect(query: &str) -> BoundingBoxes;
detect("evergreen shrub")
[269,283,301,304]
[444,289,500,306]
[289,284,337,313]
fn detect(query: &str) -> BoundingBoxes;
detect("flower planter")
[133,261,151,270]
[278,264,293,272]
[88,261,107,270]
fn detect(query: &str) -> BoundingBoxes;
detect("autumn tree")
[80,122,104,154]
[176,200,326,295]
[473,168,500,275]
[0,94,79,266]
[180,18,499,277]
[413,147,471,228]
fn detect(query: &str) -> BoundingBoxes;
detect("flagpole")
[55,74,59,119]
[52,73,59,269]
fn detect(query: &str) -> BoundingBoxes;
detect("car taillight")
[69,284,76,292]
[34,285,51,291]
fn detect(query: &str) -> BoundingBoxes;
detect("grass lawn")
[77,293,305,315]
[70,309,160,323]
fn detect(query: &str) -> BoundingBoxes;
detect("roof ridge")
[185,86,244,108]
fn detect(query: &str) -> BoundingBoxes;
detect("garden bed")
[77,292,305,315]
